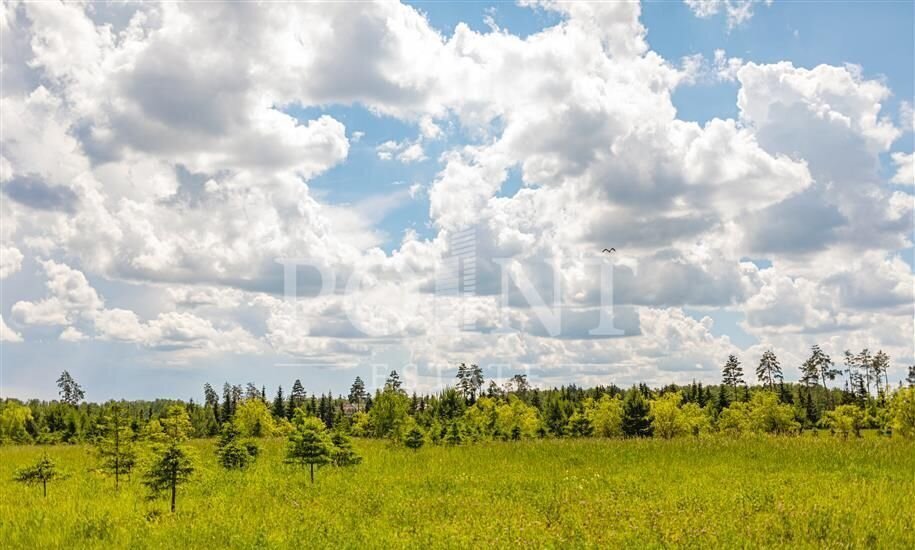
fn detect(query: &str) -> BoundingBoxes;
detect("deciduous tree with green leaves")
[890,387,915,439]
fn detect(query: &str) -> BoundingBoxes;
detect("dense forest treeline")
[2,346,915,446]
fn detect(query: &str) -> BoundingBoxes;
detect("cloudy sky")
[1,0,912,401]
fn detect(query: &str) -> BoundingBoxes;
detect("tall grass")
[1,437,913,547]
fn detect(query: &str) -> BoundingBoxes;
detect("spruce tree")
[221,383,233,423]
[621,387,651,437]
[445,422,463,445]
[404,427,425,450]
[272,386,285,419]
[95,403,136,488]
[330,432,362,466]
[907,365,915,388]
[143,406,195,512]
[216,422,257,469]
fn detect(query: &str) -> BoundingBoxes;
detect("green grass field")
[2,437,914,548]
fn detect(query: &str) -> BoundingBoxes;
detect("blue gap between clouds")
[284,104,442,251]
[684,307,758,349]
[407,0,562,38]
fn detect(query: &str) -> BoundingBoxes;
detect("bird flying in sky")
[602,248,616,254]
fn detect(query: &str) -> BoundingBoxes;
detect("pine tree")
[272,386,286,419]
[56,371,85,406]
[872,351,890,397]
[469,364,484,401]
[621,387,651,437]
[756,350,783,390]
[95,403,136,488]
[288,379,306,419]
[907,365,915,388]
[15,454,61,497]
[404,427,425,451]
[721,355,745,400]
[803,345,838,408]
[855,349,874,396]
[285,411,331,483]
[386,371,403,393]
[348,377,367,407]
[245,383,260,401]
[456,363,469,400]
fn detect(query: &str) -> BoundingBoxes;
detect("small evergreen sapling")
[445,422,463,445]
[404,427,425,450]
[14,454,62,497]
[622,387,652,437]
[285,412,331,483]
[330,431,362,466]
[143,406,195,512]
[216,423,258,469]
[95,403,137,488]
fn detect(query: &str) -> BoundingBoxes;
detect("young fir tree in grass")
[445,422,463,445]
[285,411,331,483]
[404,426,425,450]
[330,431,362,466]
[95,403,137,488]
[567,411,594,437]
[14,454,62,497]
[216,422,258,469]
[143,405,195,513]
[621,387,652,437]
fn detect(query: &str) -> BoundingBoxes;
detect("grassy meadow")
[1,436,914,548]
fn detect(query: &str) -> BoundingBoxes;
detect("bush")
[890,387,915,439]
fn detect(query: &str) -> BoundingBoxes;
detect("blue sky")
[1,1,912,401]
